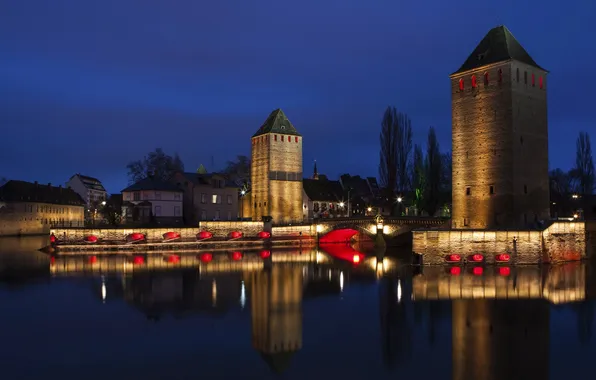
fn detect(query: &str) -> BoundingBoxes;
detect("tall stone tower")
[251,109,303,224]
[451,25,549,229]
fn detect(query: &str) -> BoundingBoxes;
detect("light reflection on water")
[0,236,595,379]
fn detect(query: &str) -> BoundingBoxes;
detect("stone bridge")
[314,216,449,243]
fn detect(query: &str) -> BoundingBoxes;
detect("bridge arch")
[319,223,376,244]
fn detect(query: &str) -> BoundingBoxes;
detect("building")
[451,25,549,229]
[121,177,183,225]
[0,180,85,235]
[303,176,345,220]
[172,172,240,223]
[251,109,303,224]
[66,174,107,207]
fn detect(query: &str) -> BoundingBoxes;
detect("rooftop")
[121,177,183,193]
[0,180,86,206]
[177,172,239,188]
[253,109,301,137]
[452,25,545,76]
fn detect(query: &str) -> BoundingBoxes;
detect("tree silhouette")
[425,127,442,216]
[574,132,595,194]
[126,148,184,184]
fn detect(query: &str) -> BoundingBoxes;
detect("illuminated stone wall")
[451,62,549,229]
[198,221,264,237]
[413,221,586,265]
[251,134,271,223]
[272,225,315,237]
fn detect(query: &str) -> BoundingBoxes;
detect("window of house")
[174,206,181,216]
[212,194,218,204]
[133,192,140,201]
[227,211,232,221]
[484,72,489,86]
[264,201,267,207]
[489,185,494,195]
[174,193,181,200]
[498,68,503,83]
[155,206,161,216]
[524,71,527,84]
[531,73,535,87]
[201,193,206,204]
[516,68,520,82]
[471,75,477,88]
[464,218,469,226]
[459,78,464,91]
[524,185,528,194]
[466,187,471,196]
[155,192,161,200]
[201,210,207,220]
[227,195,232,204]
[214,210,220,220]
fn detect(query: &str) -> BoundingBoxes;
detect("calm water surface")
[0,236,595,380]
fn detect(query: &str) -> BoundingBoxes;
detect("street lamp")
[101,201,106,206]
[339,202,345,208]
[240,190,246,220]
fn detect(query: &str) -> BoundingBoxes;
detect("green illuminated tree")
[126,148,184,184]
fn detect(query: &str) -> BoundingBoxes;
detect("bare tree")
[410,144,425,214]
[379,107,398,196]
[223,155,251,186]
[395,112,413,193]
[575,132,595,194]
[425,127,442,216]
[126,148,185,183]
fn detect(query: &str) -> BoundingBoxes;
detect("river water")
[0,236,594,380]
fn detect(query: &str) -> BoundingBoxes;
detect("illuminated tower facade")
[451,26,549,229]
[251,109,303,224]
[249,265,303,374]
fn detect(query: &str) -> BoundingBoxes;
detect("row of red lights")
[253,135,300,144]
[449,266,510,276]
[446,253,511,263]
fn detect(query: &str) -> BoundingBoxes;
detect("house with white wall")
[66,174,107,208]
[121,177,183,225]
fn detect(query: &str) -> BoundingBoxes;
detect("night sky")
[1,1,594,193]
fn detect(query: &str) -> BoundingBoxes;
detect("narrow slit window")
[484,72,489,86]
[295,136,298,143]
[471,75,477,88]
[459,78,464,91]
[466,187,471,196]
[524,71,528,84]
[281,135,284,141]
[539,76,544,89]
[516,68,520,82]
[274,135,277,141]
[489,185,494,195]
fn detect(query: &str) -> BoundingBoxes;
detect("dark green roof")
[303,178,344,202]
[452,25,545,75]
[260,351,296,374]
[121,177,183,192]
[253,109,301,137]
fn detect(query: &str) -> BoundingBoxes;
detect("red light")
[200,253,213,263]
[353,255,361,263]
[132,256,144,265]
[257,231,271,239]
[231,251,243,261]
[197,231,213,240]
[472,254,483,262]
[473,267,483,276]
[229,231,243,239]
[499,267,511,276]
[471,75,477,88]
[447,254,461,262]
[260,250,271,259]
[49,234,56,243]
[88,256,97,264]
[50,257,55,266]
[84,235,98,243]
[167,255,180,263]
[496,254,510,262]
[163,232,181,241]
[450,266,461,275]
[459,78,464,91]
[127,233,145,242]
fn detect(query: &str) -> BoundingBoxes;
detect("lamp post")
[397,196,403,216]
[347,188,351,218]
[240,189,246,220]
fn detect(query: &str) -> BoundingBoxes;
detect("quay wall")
[0,215,48,237]
[413,221,586,265]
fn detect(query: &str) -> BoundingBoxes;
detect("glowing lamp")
[353,255,361,264]
[50,256,55,266]
[126,233,145,243]
[229,231,243,239]
[163,232,181,241]
[471,254,484,262]
[367,207,372,212]
[167,255,180,263]
[132,256,144,265]
[499,267,511,276]
[49,234,56,243]
[446,254,461,262]
[473,266,483,276]
[450,266,461,275]
[231,251,243,261]
[200,253,213,263]
[257,231,271,239]
[84,235,98,243]
[197,231,213,240]
[496,254,510,262]
[88,255,97,264]
[260,250,271,259]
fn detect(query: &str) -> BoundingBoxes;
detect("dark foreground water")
[1,236,595,380]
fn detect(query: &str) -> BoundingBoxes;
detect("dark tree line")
[378,106,451,216]
[126,148,185,183]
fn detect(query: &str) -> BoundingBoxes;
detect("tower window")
[464,218,469,226]
[489,185,494,195]
[466,187,471,196]
[281,135,284,141]
[295,136,298,143]
[539,76,544,89]
[484,72,489,86]
[524,71,527,84]
[498,69,503,83]
[531,73,535,87]
[471,75,477,88]
[274,135,277,141]
[459,78,464,91]
[516,68,520,82]
[524,185,528,194]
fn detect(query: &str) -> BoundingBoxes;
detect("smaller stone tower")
[251,109,303,224]
[312,160,319,180]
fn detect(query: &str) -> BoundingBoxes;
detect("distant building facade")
[251,109,303,224]
[303,176,345,220]
[0,180,85,235]
[121,177,183,225]
[451,26,549,229]
[66,174,107,207]
[172,172,240,223]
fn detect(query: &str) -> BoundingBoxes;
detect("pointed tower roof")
[253,109,301,137]
[312,160,319,180]
[451,25,546,76]
[196,164,207,174]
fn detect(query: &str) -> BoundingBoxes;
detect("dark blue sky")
[1,0,594,193]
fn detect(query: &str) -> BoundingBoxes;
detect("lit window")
[471,75,477,88]
[459,78,464,91]
[295,136,298,143]
[539,76,543,89]
[531,73,535,87]
[484,72,489,86]
[212,194,217,204]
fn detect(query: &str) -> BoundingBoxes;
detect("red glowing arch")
[319,228,359,244]
[319,243,365,264]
